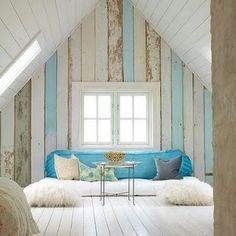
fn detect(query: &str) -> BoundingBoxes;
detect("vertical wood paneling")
[123,0,134,82]
[45,53,57,156]
[146,22,161,82]
[204,88,213,183]
[68,26,82,148]
[96,0,108,81]
[31,67,45,183]
[71,83,80,149]
[161,39,171,149]
[183,65,194,161]
[57,40,69,149]
[82,11,95,82]
[1,99,14,179]
[193,76,205,180]
[171,52,183,150]
[14,81,31,187]
[107,0,123,82]
[134,9,146,82]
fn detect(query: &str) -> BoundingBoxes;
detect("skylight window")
[0,40,41,95]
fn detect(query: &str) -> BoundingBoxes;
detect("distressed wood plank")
[31,66,45,183]
[57,40,69,149]
[193,75,205,180]
[68,26,82,149]
[45,53,57,156]
[71,83,80,149]
[146,22,161,82]
[123,0,134,82]
[14,81,31,187]
[171,51,183,150]
[204,88,213,183]
[183,65,194,161]
[134,9,146,82]
[96,0,108,81]
[161,39,171,149]
[82,11,95,81]
[107,0,123,82]
[0,99,14,179]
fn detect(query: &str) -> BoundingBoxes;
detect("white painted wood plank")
[57,208,74,236]
[1,99,14,179]
[10,0,39,37]
[95,0,108,81]
[71,82,80,149]
[0,46,12,68]
[183,65,194,161]
[193,75,205,180]
[143,0,161,21]
[71,204,84,236]
[31,208,45,223]
[134,9,146,82]
[31,66,45,183]
[57,40,69,149]
[44,208,64,236]
[0,0,29,47]
[37,208,54,235]
[161,40,171,150]
[82,11,95,82]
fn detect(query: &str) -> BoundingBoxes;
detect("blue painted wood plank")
[204,89,213,177]
[171,51,183,150]
[123,0,134,82]
[45,52,57,155]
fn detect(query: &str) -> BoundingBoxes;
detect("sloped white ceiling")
[131,0,211,90]
[0,0,211,109]
[0,0,98,109]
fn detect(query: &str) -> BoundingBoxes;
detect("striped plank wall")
[0,0,213,185]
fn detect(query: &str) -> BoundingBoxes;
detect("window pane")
[84,120,96,142]
[134,95,147,118]
[98,120,111,142]
[120,119,133,142]
[120,95,132,118]
[134,120,147,142]
[98,95,111,118]
[84,95,96,118]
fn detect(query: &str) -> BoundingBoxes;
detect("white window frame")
[75,82,160,149]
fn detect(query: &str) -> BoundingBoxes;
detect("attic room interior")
[0,0,235,235]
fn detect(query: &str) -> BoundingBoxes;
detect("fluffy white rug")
[24,182,80,207]
[160,180,213,206]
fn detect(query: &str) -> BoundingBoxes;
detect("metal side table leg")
[132,165,135,205]
[103,166,105,206]
[128,167,130,201]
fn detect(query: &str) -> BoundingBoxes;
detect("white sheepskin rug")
[24,182,80,207]
[160,180,213,206]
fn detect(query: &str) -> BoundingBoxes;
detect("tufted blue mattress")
[45,149,193,179]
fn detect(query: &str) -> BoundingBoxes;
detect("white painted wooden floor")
[31,197,213,236]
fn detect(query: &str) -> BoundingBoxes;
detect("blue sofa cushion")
[45,149,192,179]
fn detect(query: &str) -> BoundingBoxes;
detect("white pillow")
[160,180,213,206]
[24,181,80,207]
[54,154,79,180]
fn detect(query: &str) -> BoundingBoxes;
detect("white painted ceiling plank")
[0,0,29,48]
[142,0,161,20]
[137,0,148,12]
[0,46,12,68]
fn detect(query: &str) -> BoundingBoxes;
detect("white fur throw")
[24,182,80,207]
[160,180,213,206]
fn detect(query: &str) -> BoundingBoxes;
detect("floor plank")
[70,201,84,236]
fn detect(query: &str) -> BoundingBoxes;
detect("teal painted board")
[204,89,213,175]
[171,51,183,150]
[45,52,57,155]
[123,0,134,82]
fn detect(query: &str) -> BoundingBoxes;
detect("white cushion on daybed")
[159,179,213,206]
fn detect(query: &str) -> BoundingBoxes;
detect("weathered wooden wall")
[0,0,213,185]
[14,81,31,187]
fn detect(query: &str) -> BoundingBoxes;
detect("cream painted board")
[71,83,80,149]
[161,40,171,149]
[57,40,69,149]
[134,9,146,82]
[183,65,194,161]
[95,0,108,81]
[31,67,45,182]
[82,11,95,81]
[1,99,14,179]
[193,75,205,180]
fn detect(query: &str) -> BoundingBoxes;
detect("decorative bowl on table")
[105,151,126,162]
